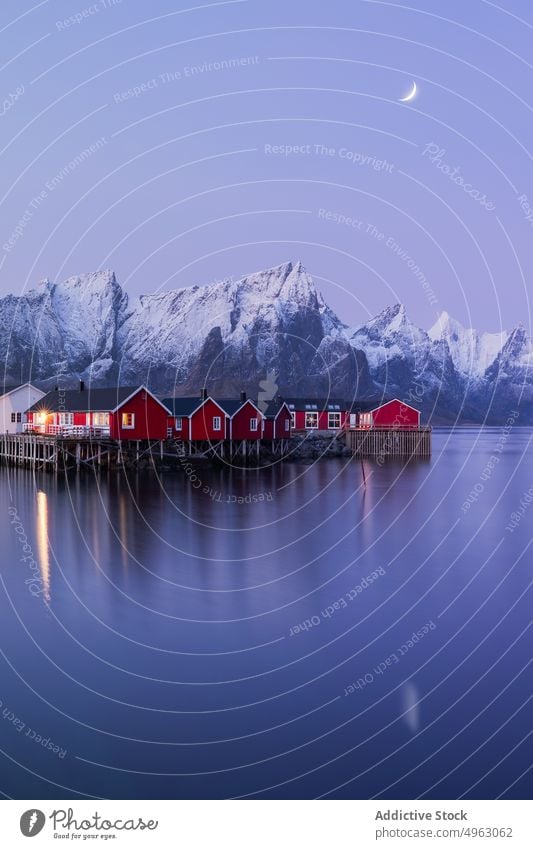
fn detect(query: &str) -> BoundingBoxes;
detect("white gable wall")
[0,384,46,433]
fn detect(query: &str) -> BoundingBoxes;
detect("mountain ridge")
[1,262,531,423]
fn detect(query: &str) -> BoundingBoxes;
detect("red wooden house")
[26,384,170,440]
[262,400,292,440]
[217,393,264,440]
[162,393,228,441]
[284,398,346,432]
[346,398,421,429]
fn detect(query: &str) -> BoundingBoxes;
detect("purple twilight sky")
[0,0,531,335]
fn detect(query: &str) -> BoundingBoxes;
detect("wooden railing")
[24,423,110,437]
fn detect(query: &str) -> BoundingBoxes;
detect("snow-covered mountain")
[0,261,372,400]
[0,262,530,422]
[428,312,509,378]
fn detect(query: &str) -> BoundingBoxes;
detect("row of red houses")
[21,383,421,441]
[23,384,292,442]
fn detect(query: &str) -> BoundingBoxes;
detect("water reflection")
[0,432,531,799]
[35,490,50,602]
[401,680,421,734]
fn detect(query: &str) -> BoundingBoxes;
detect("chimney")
[79,380,85,392]
[240,390,246,403]
[201,387,208,400]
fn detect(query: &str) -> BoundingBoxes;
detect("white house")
[0,383,46,433]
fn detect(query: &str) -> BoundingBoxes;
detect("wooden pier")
[0,433,290,472]
[0,433,156,471]
[346,427,431,457]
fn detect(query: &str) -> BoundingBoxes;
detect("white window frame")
[93,412,109,427]
[121,412,135,429]
[250,417,258,432]
[285,418,290,432]
[328,412,341,429]
[59,412,74,426]
[213,416,221,431]
[290,412,296,428]
[305,411,318,429]
[175,416,183,430]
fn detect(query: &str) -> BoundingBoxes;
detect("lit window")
[175,417,183,430]
[328,412,341,429]
[122,412,135,429]
[290,412,296,428]
[213,416,221,431]
[59,412,73,426]
[285,419,290,432]
[250,418,258,431]
[305,412,318,429]
[93,412,109,427]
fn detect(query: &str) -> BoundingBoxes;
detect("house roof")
[345,397,421,414]
[345,399,383,413]
[161,395,229,417]
[262,399,290,419]
[0,382,43,399]
[27,386,141,413]
[283,397,346,412]
[216,398,262,417]
[161,397,204,416]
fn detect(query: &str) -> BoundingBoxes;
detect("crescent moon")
[399,81,417,102]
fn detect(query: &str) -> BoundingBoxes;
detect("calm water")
[0,429,531,800]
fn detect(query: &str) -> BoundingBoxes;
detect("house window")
[93,412,109,427]
[213,416,221,431]
[349,414,357,428]
[250,418,258,432]
[122,412,135,429]
[285,418,290,432]
[59,412,74,426]
[175,417,183,430]
[305,412,318,429]
[10,413,16,423]
[328,412,341,429]
[290,412,296,428]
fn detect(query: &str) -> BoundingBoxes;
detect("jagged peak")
[240,259,308,284]
[33,269,118,298]
[428,310,468,340]
[501,324,530,353]
[59,269,118,288]
[364,302,410,332]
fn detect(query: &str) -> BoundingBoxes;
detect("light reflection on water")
[0,429,531,799]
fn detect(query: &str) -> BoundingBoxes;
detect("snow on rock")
[0,262,531,422]
[428,311,508,377]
